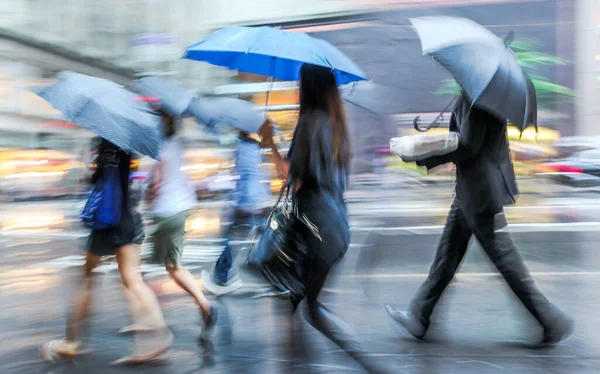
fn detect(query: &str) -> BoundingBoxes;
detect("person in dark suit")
[385,92,573,346]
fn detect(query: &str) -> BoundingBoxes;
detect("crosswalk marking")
[26,242,366,273]
[7,219,600,242]
[37,244,229,272]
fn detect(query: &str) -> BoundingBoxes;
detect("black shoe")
[384,305,427,340]
[201,305,218,338]
[540,316,574,346]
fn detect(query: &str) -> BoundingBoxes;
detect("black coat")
[420,96,519,216]
[288,110,350,266]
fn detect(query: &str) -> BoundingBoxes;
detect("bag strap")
[273,179,291,209]
[264,178,292,221]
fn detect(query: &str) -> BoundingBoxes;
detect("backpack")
[81,164,123,230]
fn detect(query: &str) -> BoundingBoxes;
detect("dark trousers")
[214,208,268,285]
[302,259,360,349]
[411,199,560,330]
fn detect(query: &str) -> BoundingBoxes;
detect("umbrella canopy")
[131,76,195,118]
[187,97,264,134]
[183,26,367,85]
[35,71,163,158]
[341,82,402,116]
[410,16,536,131]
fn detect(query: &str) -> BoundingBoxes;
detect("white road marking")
[6,220,600,241]
[352,221,600,234]
[25,242,367,271]
[456,360,504,369]
[1,231,87,239]
[352,271,600,279]
[348,203,598,216]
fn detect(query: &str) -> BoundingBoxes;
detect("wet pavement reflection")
[1,186,600,373]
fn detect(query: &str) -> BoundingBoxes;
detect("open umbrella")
[187,97,264,134]
[410,17,536,131]
[34,71,163,158]
[183,26,367,85]
[131,76,195,118]
[132,76,267,134]
[340,82,402,116]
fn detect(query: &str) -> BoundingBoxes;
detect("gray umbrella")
[410,16,536,131]
[131,76,195,118]
[35,71,163,158]
[341,82,402,116]
[187,97,265,134]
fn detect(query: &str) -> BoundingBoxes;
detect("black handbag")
[247,182,310,303]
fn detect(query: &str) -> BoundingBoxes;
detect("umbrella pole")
[264,76,272,117]
[264,57,284,141]
[264,56,275,117]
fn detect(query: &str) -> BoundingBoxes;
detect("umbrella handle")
[413,95,459,132]
[413,116,427,132]
[413,114,444,132]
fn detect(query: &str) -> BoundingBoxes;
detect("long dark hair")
[157,109,177,138]
[299,63,351,168]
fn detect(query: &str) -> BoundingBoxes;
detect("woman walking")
[42,139,172,364]
[260,63,385,373]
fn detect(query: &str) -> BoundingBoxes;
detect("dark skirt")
[87,212,145,257]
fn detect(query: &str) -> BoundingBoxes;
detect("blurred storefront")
[574,0,600,137]
[0,0,593,197]
[0,0,366,90]
[0,60,94,200]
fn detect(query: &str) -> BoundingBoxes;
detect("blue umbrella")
[35,71,163,158]
[187,97,264,134]
[183,26,367,85]
[132,76,195,118]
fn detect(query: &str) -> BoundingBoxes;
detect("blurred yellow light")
[3,214,65,231]
[1,160,48,167]
[4,171,66,179]
[185,216,220,233]
[181,163,221,172]
[507,126,559,143]
[270,179,284,192]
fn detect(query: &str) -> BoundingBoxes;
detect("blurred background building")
[0,0,597,198]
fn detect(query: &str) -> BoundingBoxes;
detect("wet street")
[2,180,600,373]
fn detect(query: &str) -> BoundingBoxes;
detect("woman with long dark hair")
[261,63,383,372]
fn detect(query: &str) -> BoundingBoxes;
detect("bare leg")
[42,252,102,360]
[65,252,102,343]
[166,265,211,315]
[119,290,153,334]
[113,244,173,363]
[115,244,166,329]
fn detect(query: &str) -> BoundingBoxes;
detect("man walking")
[385,92,573,346]
[201,125,272,295]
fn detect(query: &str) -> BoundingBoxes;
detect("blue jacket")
[234,139,271,212]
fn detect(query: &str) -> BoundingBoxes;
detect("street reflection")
[2,213,65,232]
[0,267,61,295]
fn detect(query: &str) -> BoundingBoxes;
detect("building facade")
[0,0,595,148]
